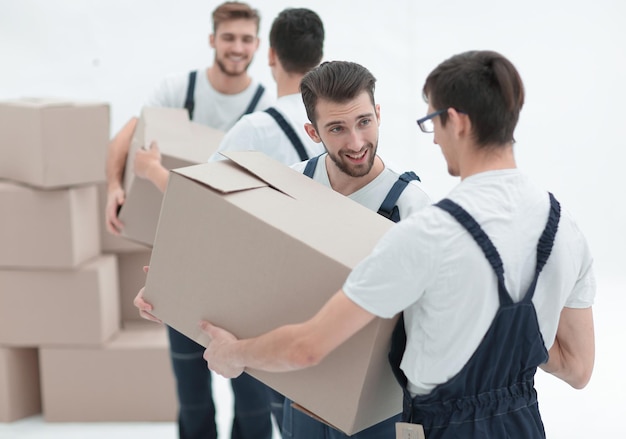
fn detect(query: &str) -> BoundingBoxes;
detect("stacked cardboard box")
[0,99,177,423]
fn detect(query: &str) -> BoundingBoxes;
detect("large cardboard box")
[0,347,41,422]
[40,321,176,422]
[118,106,224,246]
[0,180,100,269]
[0,255,120,346]
[143,151,402,435]
[0,99,109,188]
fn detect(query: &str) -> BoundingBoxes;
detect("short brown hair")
[300,61,376,126]
[212,2,260,34]
[423,50,524,147]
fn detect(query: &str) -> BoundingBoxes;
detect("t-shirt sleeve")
[343,213,440,318]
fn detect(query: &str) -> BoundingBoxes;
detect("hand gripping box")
[118,106,224,247]
[143,151,402,435]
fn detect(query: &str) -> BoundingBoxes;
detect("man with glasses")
[200,50,596,438]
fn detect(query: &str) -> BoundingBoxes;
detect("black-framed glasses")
[416,109,447,133]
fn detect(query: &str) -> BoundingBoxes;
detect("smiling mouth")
[345,149,367,162]
[226,54,246,62]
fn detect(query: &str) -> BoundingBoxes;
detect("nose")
[231,38,245,53]
[346,129,365,152]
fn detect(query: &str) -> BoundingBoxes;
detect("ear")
[268,47,276,67]
[375,104,381,127]
[304,123,322,143]
[209,33,215,49]
[447,108,469,139]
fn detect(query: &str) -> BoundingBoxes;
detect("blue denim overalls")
[389,193,560,438]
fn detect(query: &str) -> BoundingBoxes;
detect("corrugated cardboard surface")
[143,151,402,435]
[40,321,176,422]
[0,347,41,422]
[118,106,224,246]
[0,255,120,346]
[0,181,100,269]
[0,99,109,188]
[116,250,152,324]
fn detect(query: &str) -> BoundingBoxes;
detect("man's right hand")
[134,266,162,324]
[105,186,125,235]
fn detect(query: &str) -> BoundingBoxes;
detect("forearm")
[106,117,138,191]
[146,164,170,193]
[203,290,376,377]
[232,324,327,373]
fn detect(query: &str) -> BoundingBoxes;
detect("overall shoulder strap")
[184,70,197,119]
[377,171,421,223]
[522,192,561,303]
[436,198,511,306]
[302,154,322,178]
[265,107,309,161]
[242,84,265,116]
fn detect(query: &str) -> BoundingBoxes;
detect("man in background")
[131,5,327,437]
[105,3,274,439]
[209,7,325,164]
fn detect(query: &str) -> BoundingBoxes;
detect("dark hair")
[269,8,324,74]
[300,61,376,126]
[212,1,260,34]
[423,50,524,147]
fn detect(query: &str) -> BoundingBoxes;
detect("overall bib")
[389,193,560,438]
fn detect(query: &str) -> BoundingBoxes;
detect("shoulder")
[381,167,433,215]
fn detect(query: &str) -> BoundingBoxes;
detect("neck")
[206,66,252,94]
[275,70,305,98]
[326,155,385,196]
[460,143,517,179]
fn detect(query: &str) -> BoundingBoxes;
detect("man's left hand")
[200,321,244,378]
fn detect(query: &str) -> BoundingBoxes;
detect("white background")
[1,0,624,437]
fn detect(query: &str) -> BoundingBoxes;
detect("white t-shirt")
[144,68,273,132]
[209,93,323,164]
[291,153,432,218]
[343,169,596,396]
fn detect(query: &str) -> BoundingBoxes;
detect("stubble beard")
[327,142,378,178]
[215,56,251,78]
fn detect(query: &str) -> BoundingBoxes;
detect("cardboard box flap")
[221,150,326,201]
[173,161,269,194]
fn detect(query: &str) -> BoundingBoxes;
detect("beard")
[215,56,252,77]
[326,141,378,178]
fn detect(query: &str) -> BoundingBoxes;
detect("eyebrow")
[322,112,375,130]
